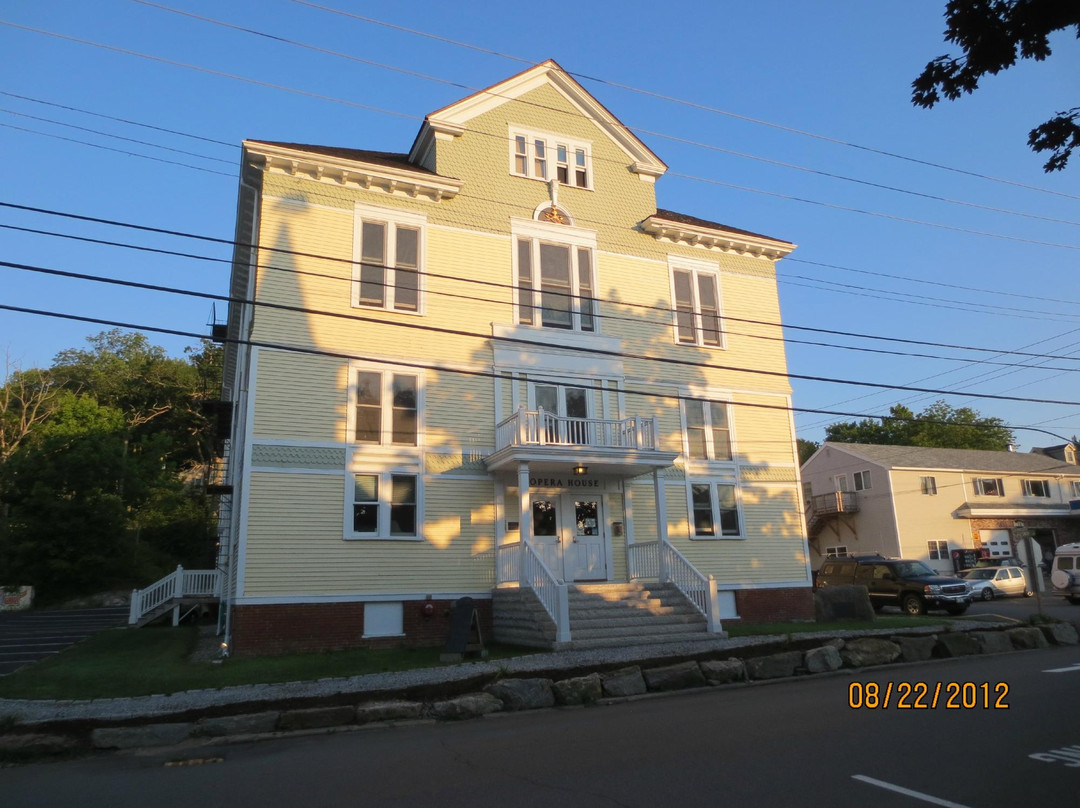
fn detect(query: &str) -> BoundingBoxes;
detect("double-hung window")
[514,223,597,332]
[973,477,1004,497]
[1022,479,1050,498]
[670,261,723,347]
[352,368,419,446]
[689,481,741,538]
[927,540,949,560]
[353,204,425,313]
[853,470,872,491]
[349,472,419,539]
[684,400,732,461]
[511,128,591,189]
[1071,480,1080,498]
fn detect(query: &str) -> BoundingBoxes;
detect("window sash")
[686,400,732,461]
[511,132,590,187]
[517,238,597,332]
[1022,479,1049,497]
[974,478,1004,497]
[921,476,937,495]
[354,370,418,446]
[672,267,723,347]
[690,481,741,538]
[854,470,871,491]
[356,219,422,312]
[351,472,419,538]
[927,540,948,560]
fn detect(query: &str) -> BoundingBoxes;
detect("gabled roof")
[819,442,1080,475]
[408,59,667,179]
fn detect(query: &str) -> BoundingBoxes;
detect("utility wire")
[285,0,1080,203]
[6,257,1080,408]
[132,0,1080,228]
[7,199,1080,363]
[4,18,1078,251]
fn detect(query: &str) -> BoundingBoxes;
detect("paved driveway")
[0,606,129,675]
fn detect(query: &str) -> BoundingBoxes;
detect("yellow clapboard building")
[218,61,810,655]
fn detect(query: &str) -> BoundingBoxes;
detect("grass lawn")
[0,615,950,701]
[0,626,522,701]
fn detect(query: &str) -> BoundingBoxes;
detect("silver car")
[958,566,1033,600]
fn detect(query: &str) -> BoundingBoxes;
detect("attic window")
[510,127,591,189]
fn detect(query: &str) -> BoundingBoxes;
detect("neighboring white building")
[802,442,1080,574]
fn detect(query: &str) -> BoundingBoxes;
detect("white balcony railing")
[495,540,570,643]
[495,407,660,452]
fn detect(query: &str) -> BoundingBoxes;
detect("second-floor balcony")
[485,407,678,476]
[806,490,859,539]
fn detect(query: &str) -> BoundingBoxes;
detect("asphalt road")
[0,607,128,675]
[4,645,1078,807]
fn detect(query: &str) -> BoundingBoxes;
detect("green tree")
[824,400,1013,450]
[797,438,820,465]
[912,1,1080,171]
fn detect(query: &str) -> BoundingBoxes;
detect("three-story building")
[218,61,811,655]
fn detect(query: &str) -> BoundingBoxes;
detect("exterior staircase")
[493,582,709,650]
[128,566,222,627]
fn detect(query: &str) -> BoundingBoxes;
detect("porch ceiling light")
[572,464,588,476]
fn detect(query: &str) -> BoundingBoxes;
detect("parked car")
[816,556,973,615]
[974,556,1025,569]
[958,566,1033,600]
[1049,543,1080,605]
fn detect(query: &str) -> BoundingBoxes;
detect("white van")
[1049,543,1080,605]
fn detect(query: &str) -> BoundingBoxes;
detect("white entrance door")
[531,499,561,575]
[566,498,606,581]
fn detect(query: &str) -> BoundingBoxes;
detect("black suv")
[816,556,973,616]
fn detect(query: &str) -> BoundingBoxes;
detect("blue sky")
[2,0,1078,447]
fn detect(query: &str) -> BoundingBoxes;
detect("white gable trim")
[408,61,666,180]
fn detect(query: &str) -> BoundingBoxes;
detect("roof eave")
[641,214,796,260]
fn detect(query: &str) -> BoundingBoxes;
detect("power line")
[284,0,1080,204]
[7,199,1080,363]
[6,257,1080,408]
[5,18,1078,252]
[5,300,1080,441]
[133,0,1080,229]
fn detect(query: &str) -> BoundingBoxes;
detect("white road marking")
[1042,662,1080,673]
[853,775,972,808]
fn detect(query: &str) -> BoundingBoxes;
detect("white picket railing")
[628,540,659,580]
[495,540,570,643]
[494,407,659,452]
[662,543,722,633]
[129,565,223,625]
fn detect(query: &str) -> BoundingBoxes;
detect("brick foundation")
[230,598,493,658]
[733,586,815,623]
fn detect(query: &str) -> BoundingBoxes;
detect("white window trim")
[510,218,600,334]
[686,478,744,540]
[352,202,428,314]
[346,361,425,451]
[1071,480,1080,498]
[853,469,872,491]
[526,378,596,419]
[973,477,1005,497]
[508,125,593,190]
[1021,478,1051,498]
[927,539,949,560]
[344,467,424,542]
[680,397,735,465]
[668,255,725,349]
[825,545,848,558]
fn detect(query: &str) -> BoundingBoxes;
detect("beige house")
[215,61,811,656]
[802,442,1080,574]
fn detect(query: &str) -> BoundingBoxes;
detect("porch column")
[518,462,531,586]
[653,469,669,582]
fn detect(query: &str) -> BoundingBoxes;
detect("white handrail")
[661,544,723,633]
[628,540,659,580]
[129,566,223,624]
[494,540,569,642]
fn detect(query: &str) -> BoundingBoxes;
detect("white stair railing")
[628,540,659,580]
[494,540,569,643]
[129,565,223,625]
[661,544,723,634]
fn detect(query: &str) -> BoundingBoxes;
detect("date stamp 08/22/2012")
[848,681,1009,710]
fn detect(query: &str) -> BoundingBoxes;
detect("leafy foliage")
[912,1,1080,171]
[0,331,223,601]
[824,400,1014,450]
